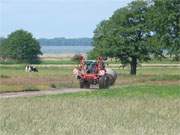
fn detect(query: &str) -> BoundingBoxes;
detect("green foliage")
[91,0,180,75]
[0,30,42,63]
[149,0,180,60]
[92,1,153,75]
[71,54,82,63]
[0,37,6,45]
[87,49,100,59]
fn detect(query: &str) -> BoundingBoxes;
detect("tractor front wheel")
[80,79,90,89]
[99,75,109,89]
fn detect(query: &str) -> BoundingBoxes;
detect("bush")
[50,84,56,88]
[71,54,82,62]
[87,50,99,59]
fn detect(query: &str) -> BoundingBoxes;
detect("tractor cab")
[84,60,96,73]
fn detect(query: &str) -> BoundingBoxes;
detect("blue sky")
[0,0,133,38]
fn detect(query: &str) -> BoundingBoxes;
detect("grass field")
[0,84,180,135]
[0,61,180,135]
[0,65,180,93]
[0,66,79,92]
[1,57,179,65]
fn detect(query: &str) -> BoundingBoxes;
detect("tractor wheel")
[99,75,109,89]
[80,79,84,88]
[84,81,90,88]
[80,80,90,88]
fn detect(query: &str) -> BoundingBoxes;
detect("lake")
[41,45,93,54]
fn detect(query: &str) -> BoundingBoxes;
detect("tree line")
[88,0,180,75]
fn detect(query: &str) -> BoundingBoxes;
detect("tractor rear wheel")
[99,75,109,89]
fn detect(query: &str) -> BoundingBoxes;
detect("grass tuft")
[0,74,10,79]
[50,83,57,88]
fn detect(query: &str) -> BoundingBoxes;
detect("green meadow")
[0,63,180,135]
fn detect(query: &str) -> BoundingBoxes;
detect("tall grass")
[0,85,180,135]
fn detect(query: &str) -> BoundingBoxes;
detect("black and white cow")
[25,65,38,72]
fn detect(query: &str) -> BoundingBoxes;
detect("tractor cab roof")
[85,60,96,65]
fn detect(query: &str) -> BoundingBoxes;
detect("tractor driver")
[94,56,105,73]
[97,56,105,70]
[86,61,96,73]
[79,56,87,74]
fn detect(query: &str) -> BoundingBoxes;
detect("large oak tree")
[90,1,153,75]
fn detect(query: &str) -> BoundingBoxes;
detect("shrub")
[71,54,82,62]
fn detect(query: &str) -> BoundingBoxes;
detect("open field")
[0,65,180,93]
[1,57,180,65]
[0,84,180,135]
[0,66,79,93]
[0,61,180,135]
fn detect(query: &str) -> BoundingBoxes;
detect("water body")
[41,45,93,54]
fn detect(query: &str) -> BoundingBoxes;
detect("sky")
[0,0,133,38]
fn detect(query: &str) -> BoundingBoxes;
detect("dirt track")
[0,88,91,99]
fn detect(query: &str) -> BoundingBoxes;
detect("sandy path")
[0,88,92,99]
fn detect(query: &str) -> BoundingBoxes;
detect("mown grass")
[0,58,91,65]
[1,57,179,65]
[0,85,180,135]
[0,59,77,65]
[40,59,78,65]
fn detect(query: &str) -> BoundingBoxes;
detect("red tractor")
[73,56,117,89]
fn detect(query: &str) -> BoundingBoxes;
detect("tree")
[0,37,6,44]
[0,30,42,63]
[91,1,153,75]
[149,0,180,61]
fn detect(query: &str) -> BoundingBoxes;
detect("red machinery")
[73,56,113,89]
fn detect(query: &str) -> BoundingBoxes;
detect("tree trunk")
[174,55,180,61]
[130,57,137,75]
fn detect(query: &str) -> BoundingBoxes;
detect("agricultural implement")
[73,56,117,89]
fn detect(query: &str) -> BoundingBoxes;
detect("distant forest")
[38,37,92,46]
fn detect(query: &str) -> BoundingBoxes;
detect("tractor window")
[86,62,96,73]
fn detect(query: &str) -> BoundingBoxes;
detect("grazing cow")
[25,65,38,72]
